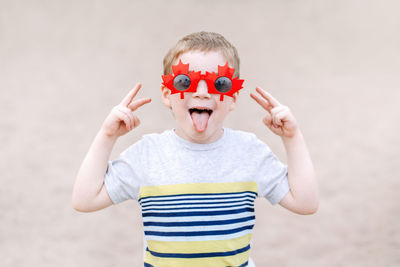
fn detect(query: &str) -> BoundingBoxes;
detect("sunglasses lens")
[173,74,191,91]
[214,77,232,93]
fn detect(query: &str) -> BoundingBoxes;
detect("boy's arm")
[250,87,318,215]
[72,83,151,212]
[279,132,318,214]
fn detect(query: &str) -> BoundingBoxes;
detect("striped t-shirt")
[105,128,289,266]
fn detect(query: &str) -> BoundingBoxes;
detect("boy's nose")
[193,80,211,99]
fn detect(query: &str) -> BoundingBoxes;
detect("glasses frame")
[162,60,244,101]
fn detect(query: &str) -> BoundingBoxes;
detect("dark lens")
[214,77,232,93]
[173,74,191,91]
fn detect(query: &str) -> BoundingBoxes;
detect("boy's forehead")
[176,50,229,73]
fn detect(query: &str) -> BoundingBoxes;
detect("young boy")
[72,32,318,267]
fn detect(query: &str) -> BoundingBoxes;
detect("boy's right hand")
[101,82,152,138]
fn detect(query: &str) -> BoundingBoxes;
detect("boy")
[72,32,318,266]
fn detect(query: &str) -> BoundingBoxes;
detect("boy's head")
[163,32,241,78]
[161,32,242,144]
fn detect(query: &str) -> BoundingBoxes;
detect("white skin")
[161,51,237,144]
[72,51,318,215]
[72,83,151,211]
[250,88,318,214]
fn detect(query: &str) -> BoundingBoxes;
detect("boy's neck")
[174,127,224,144]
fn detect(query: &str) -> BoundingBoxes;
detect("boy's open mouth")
[189,108,213,132]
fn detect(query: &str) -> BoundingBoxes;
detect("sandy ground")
[1,1,399,266]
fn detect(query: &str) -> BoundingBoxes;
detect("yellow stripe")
[147,233,251,254]
[144,249,249,267]
[139,182,258,199]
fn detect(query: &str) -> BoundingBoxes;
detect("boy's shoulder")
[133,130,175,149]
[141,129,173,141]
[225,128,272,152]
[225,128,262,144]
[227,128,256,139]
[123,130,173,154]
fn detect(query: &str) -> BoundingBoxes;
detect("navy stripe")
[143,216,256,227]
[142,207,254,218]
[145,225,254,237]
[146,244,250,258]
[143,263,153,267]
[239,261,249,267]
[141,198,254,208]
[142,202,254,212]
[139,191,257,202]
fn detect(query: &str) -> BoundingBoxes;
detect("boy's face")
[162,50,237,144]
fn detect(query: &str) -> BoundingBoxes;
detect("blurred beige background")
[1,0,399,266]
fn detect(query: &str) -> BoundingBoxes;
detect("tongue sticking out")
[191,111,210,132]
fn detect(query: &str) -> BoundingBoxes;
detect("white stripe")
[142,212,255,223]
[140,192,256,203]
[142,204,254,213]
[144,219,255,233]
[142,200,254,210]
[145,229,254,242]
[141,196,256,206]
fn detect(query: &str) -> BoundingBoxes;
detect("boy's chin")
[189,127,223,144]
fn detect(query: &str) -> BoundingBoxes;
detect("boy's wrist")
[97,128,119,144]
[281,129,304,147]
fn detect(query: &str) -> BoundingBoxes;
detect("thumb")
[132,116,141,129]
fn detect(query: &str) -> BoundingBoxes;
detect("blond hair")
[163,32,241,77]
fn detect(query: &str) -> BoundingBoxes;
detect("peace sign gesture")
[101,82,152,138]
[250,87,299,138]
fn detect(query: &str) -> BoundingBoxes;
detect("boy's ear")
[161,85,172,108]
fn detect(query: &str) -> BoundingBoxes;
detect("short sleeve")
[104,140,145,204]
[251,138,290,205]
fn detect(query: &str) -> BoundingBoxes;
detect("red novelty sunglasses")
[162,60,244,101]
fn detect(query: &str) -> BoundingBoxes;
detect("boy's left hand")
[250,87,299,138]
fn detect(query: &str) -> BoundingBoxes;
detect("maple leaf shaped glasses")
[162,60,244,101]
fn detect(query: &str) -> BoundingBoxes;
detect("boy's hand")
[250,87,298,138]
[101,82,151,138]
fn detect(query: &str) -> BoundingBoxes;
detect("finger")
[274,109,290,127]
[256,87,281,108]
[271,106,287,126]
[250,92,273,113]
[115,109,131,130]
[121,82,142,107]
[119,107,135,131]
[128,97,152,111]
[132,116,141,129]
[272,106,289,126]
[263,113,273,128]
[271,106,287,116]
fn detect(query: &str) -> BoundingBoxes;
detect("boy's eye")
[173,74,191,91]
[214,77,232,93]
